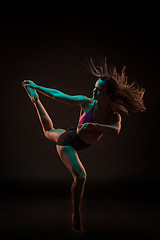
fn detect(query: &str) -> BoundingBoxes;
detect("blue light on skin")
[92,79,112,114]
[92,79,107,100]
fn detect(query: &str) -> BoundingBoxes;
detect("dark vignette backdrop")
[1,5,159,240]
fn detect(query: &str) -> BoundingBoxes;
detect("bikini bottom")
[56,127,91,151]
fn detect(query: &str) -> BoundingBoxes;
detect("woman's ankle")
[72,212,84,233]
[72,211,82,221]
[72,209,81,216]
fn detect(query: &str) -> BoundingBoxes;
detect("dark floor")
[0,180,159,240]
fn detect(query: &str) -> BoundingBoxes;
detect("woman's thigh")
[56,145,87,180]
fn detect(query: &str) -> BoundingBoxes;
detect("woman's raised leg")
[56,145,87,233]
[24,86,65,142]
[24,86,86,232]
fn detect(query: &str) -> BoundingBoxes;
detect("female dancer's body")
[22,60,145,233]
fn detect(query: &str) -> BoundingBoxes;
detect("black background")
[1,5,159,240]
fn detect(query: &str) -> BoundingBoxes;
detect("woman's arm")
[94,123,121,135]
[95,113,121,135]
[78,113,121,135]
[95,112,121,135]
[36,85,90,106]
[22,80,91,106]
[79,122,121,135]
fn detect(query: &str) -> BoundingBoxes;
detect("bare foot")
[24,86,39,103]
[72,213,84,233]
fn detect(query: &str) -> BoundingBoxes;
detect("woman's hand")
[22,80,38,89]
[78,122,98,131]
[22,80,39,102]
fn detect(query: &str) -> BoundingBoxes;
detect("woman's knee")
[74,171,87,183]
[45,129,65,142]
[44,129,55,140]
[72,160,87,182]
[56,145,87,181]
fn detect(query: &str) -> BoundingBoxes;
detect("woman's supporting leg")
[71,175,86,217]
[24,86,65,142]
[56,145,87,233]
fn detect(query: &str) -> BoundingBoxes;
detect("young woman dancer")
[22,59,146,233]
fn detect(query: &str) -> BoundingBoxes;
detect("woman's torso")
[76,99,115,144]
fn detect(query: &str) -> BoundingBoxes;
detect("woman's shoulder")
[80,98,95,112]
[113,111,121,118]
[82,98,95,106]
[88,97,95,103]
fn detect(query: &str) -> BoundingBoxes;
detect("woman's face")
[93,79,107,100]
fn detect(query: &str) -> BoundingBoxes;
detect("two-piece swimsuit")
[56,101,103,151]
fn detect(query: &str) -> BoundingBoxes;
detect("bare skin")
[23,86,85,232]
[22,80,121,233]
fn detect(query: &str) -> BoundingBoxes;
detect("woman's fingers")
[22,80,30,84]
[21,80,33,86]
[22,81,29,87]
[22,83,29,88]
[78,123,90,130]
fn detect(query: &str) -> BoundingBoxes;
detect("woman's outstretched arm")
[22,80,91,106]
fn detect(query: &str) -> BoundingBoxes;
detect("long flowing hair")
[88,58,146,114]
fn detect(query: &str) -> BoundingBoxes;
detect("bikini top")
[77,101,103,136]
